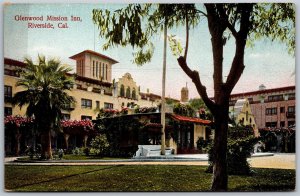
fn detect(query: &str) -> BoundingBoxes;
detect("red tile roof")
[69,50,119,64]
[230,86,295,98]
[170,114,211,125]
[4,58,26,68]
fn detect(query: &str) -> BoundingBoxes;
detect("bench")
[134,145,173,157]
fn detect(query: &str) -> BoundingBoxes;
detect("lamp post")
[161,17,168,155]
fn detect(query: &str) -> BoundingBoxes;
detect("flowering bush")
[120,107,128,115]
[61,119,94,130]
[135,106,157,113]
[4,115,34,127]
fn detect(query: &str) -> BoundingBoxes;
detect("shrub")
[90,135,110,157]
[72,147,83,155]
[206,125,259,175]
[196,137,210,152]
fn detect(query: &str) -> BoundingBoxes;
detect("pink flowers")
[135,106,157,113]
[4,115,34,127]
[61,119,94,130]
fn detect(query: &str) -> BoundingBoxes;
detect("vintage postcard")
[3,2,295,192]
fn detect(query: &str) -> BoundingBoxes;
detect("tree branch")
[184,7,189,60]
[225,4,253,93]
[195,10,208,17]
[205,4,226,101]
[216,4,238,38]
[177,56,216,112]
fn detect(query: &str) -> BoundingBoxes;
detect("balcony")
[62,103,75,111]
[286,112,295,119]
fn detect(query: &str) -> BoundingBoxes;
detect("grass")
[5,165,295,192]
[61,154,129,160]
[16,154,129,161]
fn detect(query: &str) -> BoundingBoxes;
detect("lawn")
[5,165,295,192]
[16,154,129,161]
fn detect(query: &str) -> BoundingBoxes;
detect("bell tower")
[181,82,189,103]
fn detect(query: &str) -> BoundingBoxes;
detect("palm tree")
[12,55,75,159]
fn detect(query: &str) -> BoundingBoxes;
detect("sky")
[4,3,295,100]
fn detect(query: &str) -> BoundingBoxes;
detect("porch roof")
[170,114,211,125]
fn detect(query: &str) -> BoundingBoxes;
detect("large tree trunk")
[211,103,229,191]
[40,124,53,159]
[14,128,21,156]
[178,4,253,192]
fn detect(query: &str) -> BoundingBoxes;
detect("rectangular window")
[81,115,92,120]
[77,61,80,75]
[268,94,283,102]
[280,107,285,113]
[280,121,285,127]
[4,85,12,98]
[104,102,113,109]
[96,101,100,109]
[96,62,98,78]
[266,107,277,115]
[61,113,70,120]
[265,122,277,128]
[92,61,95,77]
[81,98,92,109]
[102,64,105,79]
[4,85,12,102]
[288,106,295,113]
[4,107,12,116]
[105,64,108,80]
[99,62,102,79]
[287,93,295,100]
[81,60,84,76]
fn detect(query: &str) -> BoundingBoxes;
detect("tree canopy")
[12,56,76,159]
[93,3,295,191]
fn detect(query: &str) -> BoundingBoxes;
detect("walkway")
[4,153,295,169]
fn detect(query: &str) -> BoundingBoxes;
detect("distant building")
[4,50,180,120]
[230,85,295,129]
[181,83,189,103]
[229,98,258,136]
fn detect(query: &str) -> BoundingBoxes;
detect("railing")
[62,104,75,111]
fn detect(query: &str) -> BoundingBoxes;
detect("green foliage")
[168,34,183,56]
[207,125,259,175]
[95,117,143,157]
[92,4,199,65]
[196,137,211,152]
[173,103,195,117]
[188,98,213,120]
[90,135,110,157]
[12,55,75,129]
[249,3,295,55]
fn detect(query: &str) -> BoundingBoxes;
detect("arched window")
[126,87,131,98]
[92,61,95,77]
[120,84,125,97]
[132,88,136,100]
[96,62,98,78]
[105,64,108,80]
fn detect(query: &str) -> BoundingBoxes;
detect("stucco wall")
[193,125,206,147]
